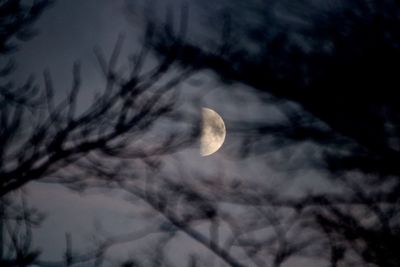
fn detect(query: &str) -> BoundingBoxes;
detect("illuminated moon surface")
[200,108,226,156]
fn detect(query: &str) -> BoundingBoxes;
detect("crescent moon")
[200,108,226,156]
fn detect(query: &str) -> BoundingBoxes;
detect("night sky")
[2,1,399,267]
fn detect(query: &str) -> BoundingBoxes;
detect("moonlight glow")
[200,108,226,156]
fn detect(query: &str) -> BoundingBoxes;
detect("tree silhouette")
[139,0,400,266]
[0,1,198,266]
[2,0,400,266]
[0,0,53,106]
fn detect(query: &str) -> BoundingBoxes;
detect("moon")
[200,108,226,156]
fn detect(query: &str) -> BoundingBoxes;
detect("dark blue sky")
[11,1,333,266]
